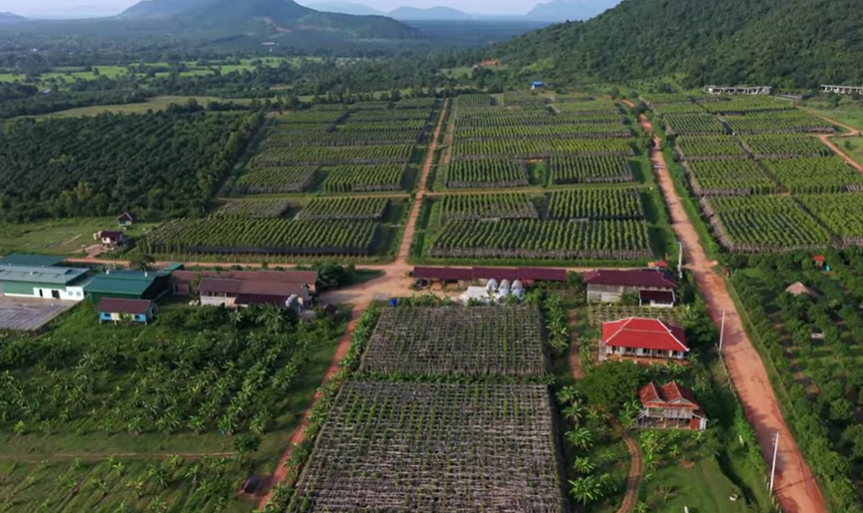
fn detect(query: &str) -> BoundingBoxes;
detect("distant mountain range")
[110,0,422,39]
[0,12,28,23]
[305,0,620,22]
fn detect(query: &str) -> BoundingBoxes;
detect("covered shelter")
[198,277,310,309]
[638,381,707,430]
[599,317,688,362]
[84,270,171,302]
[785,282,819,298]
[0,265,89,300]
[117,212,136,226]
[97,298,157,324]
[583,269,677,304]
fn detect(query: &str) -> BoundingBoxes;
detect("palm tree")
[565,427,594,451]
[572,456,595,475]
[568,476,602,505]
[147,498,169,513]
[556,385,579,406]
[562,402,587,426]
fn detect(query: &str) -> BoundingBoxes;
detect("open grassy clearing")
[0,218,158,256]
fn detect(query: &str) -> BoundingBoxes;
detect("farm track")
[818,134,863,174]
[800,108,861,135]
[625,99,827,513]
[258,305,364,510]
[256,103,449,508]
[567,311,583,379]
[613,420,642,513]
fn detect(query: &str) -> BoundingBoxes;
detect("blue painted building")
[97,298,157,324]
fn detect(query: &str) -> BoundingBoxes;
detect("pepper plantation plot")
[359,306,547,377]
[288,381,564,513]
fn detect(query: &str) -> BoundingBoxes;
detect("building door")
[52,290,61,299]
[38,289,43,297]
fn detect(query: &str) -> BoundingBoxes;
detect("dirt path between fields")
[614,421,642,513]
[819,134,863,174]
[625,100,826,513]
[568,310,583,379]
[256,103,449,508]
[800,108,861,135]
[258,305,364,509]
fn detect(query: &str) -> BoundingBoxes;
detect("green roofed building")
[0,253,67,268]
[0,265,90,300]
[84,270,172,302]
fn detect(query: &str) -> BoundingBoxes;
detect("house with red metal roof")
[198,277,311,310]
[638,381,707,430]
[583,269,677,306]
[599,317,688,362]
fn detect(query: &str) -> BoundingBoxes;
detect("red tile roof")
[97,298,153,315]
[639,381,699,409]
[584,269,676,289]
[813,255,826,262]
[601,317,688,352]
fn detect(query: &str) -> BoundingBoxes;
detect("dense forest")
[0,110,263,221]
[485,0,863,88]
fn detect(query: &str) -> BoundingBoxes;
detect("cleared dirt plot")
[320,164,409,193]
[548,155,636,185]
[664,113,728,135]
[704,195,832,252]
[288,381,563,513]
[760,157,863,193]
[439,193,539,222]
[445,159,529,189]
[741,133,833,157]
[359,306,546,377]
[429,219,653,260]
[797,193,863,245]
[295,197,389,221]
[685,160,776,196]
[214,199,292,218]
[724,110,835,134]
[675,135,748,159]
[233,166,318,194]
[0,296,75,331]
[140,218,382,255]
[545,188,644,220]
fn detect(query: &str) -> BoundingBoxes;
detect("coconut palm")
[562,402,587,426]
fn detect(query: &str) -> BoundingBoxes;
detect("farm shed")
[198,277,311,310]
[412,266,473,286]
[599,317,689,362]
[117,212,136,226]
[583,269,677,305]
[0,265,89,301]
[172,269,318,295]
[94,230,129,249]
[638,381,707,430]
[84,270,172,302]
[0,253,66,268]
[97,298,157,324]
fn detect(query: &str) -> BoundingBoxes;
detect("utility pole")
[677,242,684,280]
[718,310,726,353]
[769,432,780,493]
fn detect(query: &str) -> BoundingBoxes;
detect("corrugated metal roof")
[199,277,307,297]
[412,266,473,281]
[84,271,158,295]
[584,269,676,288]
[97,298,153,315]
[0,265,88,285]
[0,253,66,268]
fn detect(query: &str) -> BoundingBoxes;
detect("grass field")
[643,459,750,513]
[0,218,159,256]
[830,135,863,167]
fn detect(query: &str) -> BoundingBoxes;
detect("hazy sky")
[3,0,565,17]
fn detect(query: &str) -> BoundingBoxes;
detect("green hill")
[490,0,863,88]
[119,0,421,39]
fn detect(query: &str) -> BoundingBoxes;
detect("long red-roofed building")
[599,317,688,362]
[638,381,707,430]
[583,269,676,306]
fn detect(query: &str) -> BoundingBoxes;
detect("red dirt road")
[628,102,826,513]
[256,101,450,509]
[819,133,863,174]
[258,306,362,510]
